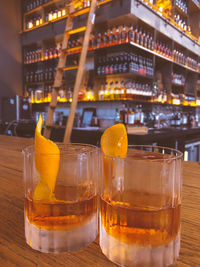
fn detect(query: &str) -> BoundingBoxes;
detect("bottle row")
[173,49,199,70]
[24,0,108,13]
[24,44,62,64]
[98,80,153,102]
[24,0,90,14]
[26,6,67,29]
[96,52,154,77]
[174,0,188,14]
[25,67,57,83]
[174,13,191,33]
[24,0,49,12]
[27,84,95,103]
[89,24,154,51]
[23,21,200,73]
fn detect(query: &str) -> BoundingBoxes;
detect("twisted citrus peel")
[33,114,60,201]
[101,123,128,158]
[100,123,128,187]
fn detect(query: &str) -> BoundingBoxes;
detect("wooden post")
[64,0,97,143]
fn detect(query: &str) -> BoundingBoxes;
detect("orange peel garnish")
[34,114,60,200]
[100,123,128,158]
[100,123,128,187]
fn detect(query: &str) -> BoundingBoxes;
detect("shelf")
[136,0,200,49]
[61,65,78,71]
[172,83,185,87]
[64,46,82,53]
[96,72,154,79]
[128,42,200,73]
[25,81,53,86]
[23,0,112,33]
[24,57,59,65]
[66,26,86,35]
[31,99,199,108]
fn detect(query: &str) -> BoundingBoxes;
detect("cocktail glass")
[23,143,99,253]
[99,145,182,266]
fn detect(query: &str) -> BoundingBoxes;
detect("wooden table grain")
[0,135,199,267]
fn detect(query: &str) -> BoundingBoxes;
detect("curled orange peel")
[100,123,128,158]
[33,114,60,200]
[100,123,128,187]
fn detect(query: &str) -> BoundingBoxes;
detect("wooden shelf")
[96,72,154,79]
[23,0,112,33]
[172,83,185,87]
[23,15,67,33]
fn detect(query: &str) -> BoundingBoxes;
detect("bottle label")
[121,32,127,43]
[128,31,134,42]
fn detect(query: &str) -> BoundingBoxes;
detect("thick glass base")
[25,213,98,253]
[100,221,180,267]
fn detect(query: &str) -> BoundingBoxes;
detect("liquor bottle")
[96,32,102,49]
[48,11,53,21]
[109,56,114,74]
[101,56,106,75]
[128,24,135,42]
[108,28,114,46]
[25,71,29,83]
[139,28,144,46]
[134,54,139,73]
[98,84,105,100]
[118,52,124,73]
[113,54,119,74]
[127,108,135,125]
[102,31,108,47]
[143,31,148,48]
[104,82,109,100]
[53,10,58,20]
[149,35,154,50]
[115,108,121,123]
[97,57,102,75]
[113,26,120,45]
[119,80,126,100]
[49,48,53,59]
[48,67,53,81]
[126,81,133,100]
[120,24,128,43]
[135,26,140,44]
[123,52,128,73]
[36,17,40,26]
[57,6,62,18]
[62,7,66,16]
[89,33,96,50]
[120,105,128,124]
[109,82,115,100]
[114,81,120,100]
[105,57,110,75]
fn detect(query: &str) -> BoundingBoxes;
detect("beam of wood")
[43,88,59,138]
[64,0,97,143]
[43,12,73,138]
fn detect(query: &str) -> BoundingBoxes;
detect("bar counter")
[49,126,200,153]
[0,135,199,266]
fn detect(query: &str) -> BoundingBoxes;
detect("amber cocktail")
[23,143,98,253]
[99,145,182,266]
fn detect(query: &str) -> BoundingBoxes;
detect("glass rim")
[22,142,98,156]
[103,145,183,161]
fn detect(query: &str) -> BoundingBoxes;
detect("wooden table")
[0,135,199,267]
